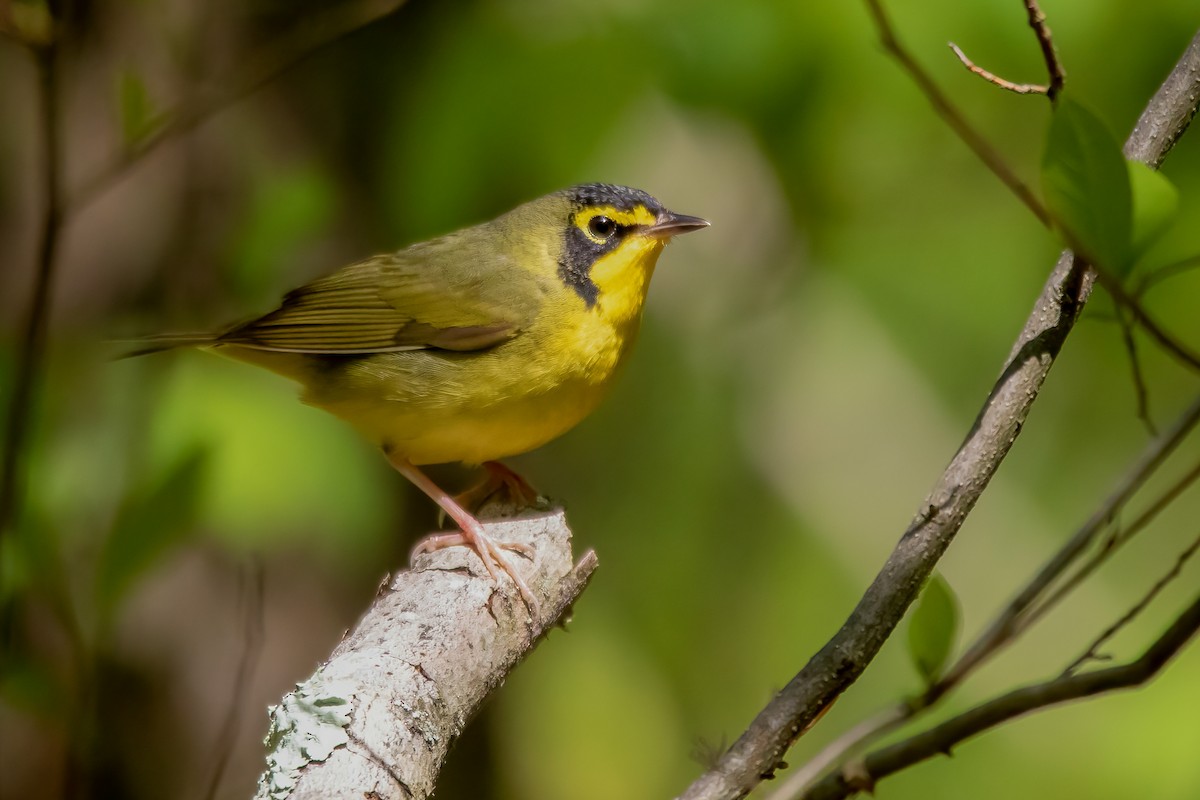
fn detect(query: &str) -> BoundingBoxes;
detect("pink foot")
[387,451,540,618]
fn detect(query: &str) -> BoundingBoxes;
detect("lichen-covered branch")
[255,509,596,800]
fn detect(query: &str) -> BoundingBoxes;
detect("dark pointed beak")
[644,211,710,239]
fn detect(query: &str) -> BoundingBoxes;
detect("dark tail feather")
[115,332,218,359]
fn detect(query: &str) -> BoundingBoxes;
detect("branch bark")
[255,509,595,800]
[803,593,1200,800]
[676,26,1200,800]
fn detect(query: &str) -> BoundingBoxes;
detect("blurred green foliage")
[2,0,1199,798]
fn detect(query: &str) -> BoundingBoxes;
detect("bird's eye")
[588,215,617,239]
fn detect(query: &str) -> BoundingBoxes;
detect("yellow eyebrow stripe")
[578,204,658,229]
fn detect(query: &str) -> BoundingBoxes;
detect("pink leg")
[451,460,542,516]
[387,452,539,616]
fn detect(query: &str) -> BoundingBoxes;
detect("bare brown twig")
[1093,265,1200,374]
[1028,457,1200,636]
[862,0,1052,226]
[764,708,909,800]
[1063,529,1200,676]
[946,0,1064,99]
[948,42,1050,95]
[1024,0,1066,99]
[941,3,1200,379]
[1136,253,1200,296]
[1115,306,1158,435]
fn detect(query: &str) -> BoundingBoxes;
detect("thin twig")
[765,707,909,800]
[1023,0,1066,99]
[66,0,407,215]
[1136,252,1200,296]
[803,593,1200,800]
[203,556,266,800]
[862,0,1052,226]
[944,0,1065,100]
[1115,306,1158,435]
[939,393,1200,691]
[1063,529,1200,676]
[1093,264,1200,374]
[0,44,62,546]
[676,26,1200,800]
[948,42,1049,95]
[1027,458,1200,633]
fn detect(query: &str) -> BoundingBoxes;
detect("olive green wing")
[217,239,544,354]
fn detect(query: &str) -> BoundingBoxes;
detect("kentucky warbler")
[133,183,709,614]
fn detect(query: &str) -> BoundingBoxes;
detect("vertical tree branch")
[1,42,63,547]
[1023,0,1065,99]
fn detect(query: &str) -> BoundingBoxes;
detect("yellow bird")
[135,184,708,612]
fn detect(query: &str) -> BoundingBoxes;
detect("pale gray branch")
[255,509,596,800]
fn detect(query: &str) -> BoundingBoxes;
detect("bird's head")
[535,183,709,312]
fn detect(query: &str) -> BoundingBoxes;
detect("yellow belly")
[313,371,611,465]
[219,305,638,465]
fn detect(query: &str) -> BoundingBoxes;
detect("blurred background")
[2,0,1199,798]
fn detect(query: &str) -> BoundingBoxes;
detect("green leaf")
[907,572,960,684]
[1042,97,1132,272]
[94,448,207,624]
[1127,161,1180,261]
[117,70,160,148]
